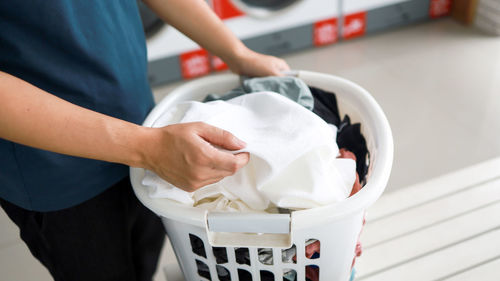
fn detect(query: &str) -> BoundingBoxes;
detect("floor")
[1,18,500,281]
[355,157,500,281]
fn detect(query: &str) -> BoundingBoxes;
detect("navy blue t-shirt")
[0,1,155,211]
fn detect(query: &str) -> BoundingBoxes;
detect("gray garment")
[204,76,314,110]
[283,269,297,281]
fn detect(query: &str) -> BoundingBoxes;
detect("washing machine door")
[137,0,165,39]
[231,0,303,17]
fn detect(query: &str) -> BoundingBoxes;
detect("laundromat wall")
[146,0,453,87]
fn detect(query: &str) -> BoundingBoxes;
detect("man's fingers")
[207,149,250,174]
[196,122,246,151]
[189,153,250,190]
[234,152,250,170]
[274,58,290,75]
[204,153,250,184]
[152,123,251,192]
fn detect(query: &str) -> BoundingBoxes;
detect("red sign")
[313,18,338,46]
[211,55,229,71]
[343,12,366,40]
[430,0,453,18]
[211,0,244,20]
[180,49,210,79]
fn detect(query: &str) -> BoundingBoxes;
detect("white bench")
[356,157,500,281]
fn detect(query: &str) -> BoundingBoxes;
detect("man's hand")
[144,0,290,77]
[141,122,250,192]
[0,72,249,193]
[226,48,290,77]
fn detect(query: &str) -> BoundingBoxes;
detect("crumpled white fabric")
[142,91,356,211]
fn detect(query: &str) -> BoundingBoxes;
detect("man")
[0,0,289,280]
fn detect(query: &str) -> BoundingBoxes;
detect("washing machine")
[138,1,212,86]
[341,0,453,40]
[209,0,340,71]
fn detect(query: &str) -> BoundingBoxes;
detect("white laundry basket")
[130,70,393,281]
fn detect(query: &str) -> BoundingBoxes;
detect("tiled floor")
[1,18,500,280]
[0,207,52,281]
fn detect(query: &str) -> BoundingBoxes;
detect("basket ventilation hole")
[237,268,253,281]
[258,248,274,265]
[282,244,296,264]
[195,259,211,280]
[216,264,231,281]
[189,234,206,258]
[305,239,320,259]
[235,247,251,265]
[260,270,274,281]
[212,247,228,264]
[283,269,297,281]
[305,265,319,281]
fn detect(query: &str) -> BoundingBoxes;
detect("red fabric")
[338,148,362,197]
[306,266,320,281]
[337,148,365,270]
[355,242,362,257]
[298,149,365,281]
[351,214,366,269]
[350,173,362,197]
[305,240,321,259]
[338,148,356,160]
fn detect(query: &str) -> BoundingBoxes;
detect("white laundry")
[142,91,356,211]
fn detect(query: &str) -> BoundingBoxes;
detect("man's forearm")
[0,71,149,167]
[143,0,249,70]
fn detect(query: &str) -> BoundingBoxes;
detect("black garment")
[310,86,341,127]
[310,87,369,184]
[0,177,165,281]
[337,116,369,185]
[201,81,369,186]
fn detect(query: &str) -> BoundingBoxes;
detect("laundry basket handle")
[206,212,293,248]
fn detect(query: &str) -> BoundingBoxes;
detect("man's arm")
[0,71,248,191]
[143,0,290,76]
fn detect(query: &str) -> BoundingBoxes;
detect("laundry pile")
[193,237,358,281]
[142,76,368,212]
[143,76,368,281]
